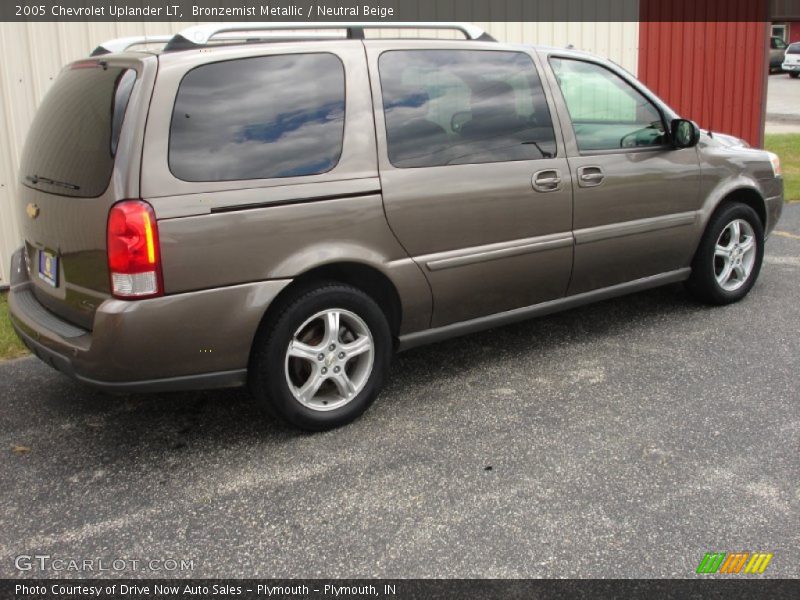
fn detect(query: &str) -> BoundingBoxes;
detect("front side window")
[169,53,345,182]
[550,58,667,152]
[378,50,557,168]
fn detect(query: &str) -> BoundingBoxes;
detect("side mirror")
[671,119,700,149]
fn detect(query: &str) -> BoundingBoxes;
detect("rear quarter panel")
[156,193,432,334]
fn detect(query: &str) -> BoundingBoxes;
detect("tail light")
[107,200,163,299]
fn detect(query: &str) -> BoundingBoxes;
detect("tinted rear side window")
[169,53,345,182]
[788,44,800,54]
[20,64,136,198]
[378,50,556,168]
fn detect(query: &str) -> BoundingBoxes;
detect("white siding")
[0,20,639,286]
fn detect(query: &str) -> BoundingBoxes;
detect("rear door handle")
[532,169,562,193]
[577,166,605,187]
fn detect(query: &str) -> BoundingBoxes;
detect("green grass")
[0,292,28,361]
[765,134,800,202]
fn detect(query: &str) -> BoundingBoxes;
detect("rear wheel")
[790,72,799,79]
[249,284,392,431]
[686,203,764,305]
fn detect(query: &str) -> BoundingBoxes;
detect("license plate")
[38,249,58,287]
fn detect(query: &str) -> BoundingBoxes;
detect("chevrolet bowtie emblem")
[26,203,40,219]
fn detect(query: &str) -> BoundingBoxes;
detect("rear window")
[20,63,137,198]
[788,43,800,54]
[169,53,345,182]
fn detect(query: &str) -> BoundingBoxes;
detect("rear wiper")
[25,174,80,191]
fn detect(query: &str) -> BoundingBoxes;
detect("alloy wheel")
[713,218,757,292]
[284,308,374,411]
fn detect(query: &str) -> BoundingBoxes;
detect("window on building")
[771,24,787,41]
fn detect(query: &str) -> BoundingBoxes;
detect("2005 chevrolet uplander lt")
[9,23,784,430]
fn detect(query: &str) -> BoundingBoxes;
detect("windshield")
[20,63,136,198]
[788,43,800,54]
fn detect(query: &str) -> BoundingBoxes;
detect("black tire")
[790,72,800,79]
[249,283,392,431]
[685,202,764,305]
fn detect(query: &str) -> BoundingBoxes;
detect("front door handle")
[577,166,605,187]
[532,169,562,193]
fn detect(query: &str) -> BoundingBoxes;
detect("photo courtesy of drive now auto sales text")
[15,583,388,597]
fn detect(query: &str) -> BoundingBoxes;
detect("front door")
[365,43,574,327]
[547,56,702,295]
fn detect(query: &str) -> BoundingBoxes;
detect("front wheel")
[685,203,764,305]
[249,284,392,431]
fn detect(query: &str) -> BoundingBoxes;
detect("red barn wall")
[638,0,769,148]
[790,21,800,43]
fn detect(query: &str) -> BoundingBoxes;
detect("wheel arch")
[248,261,405,369]
[690,184,767,265]
[715,187,767,228]
[288,262,403,337]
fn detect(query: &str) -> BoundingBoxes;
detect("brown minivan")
[8,23,784,430]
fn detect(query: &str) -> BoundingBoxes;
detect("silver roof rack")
[164,22,495,51]
[91,35,173,56]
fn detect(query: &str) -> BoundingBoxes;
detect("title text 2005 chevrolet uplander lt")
[8,23,784,430]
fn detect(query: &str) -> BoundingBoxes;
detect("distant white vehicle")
[783,42,800,78]
[770,36,788,72]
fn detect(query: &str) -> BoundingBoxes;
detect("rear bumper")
[12,323,248,393]
[7,247,291,393]
[781,63,800,71]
